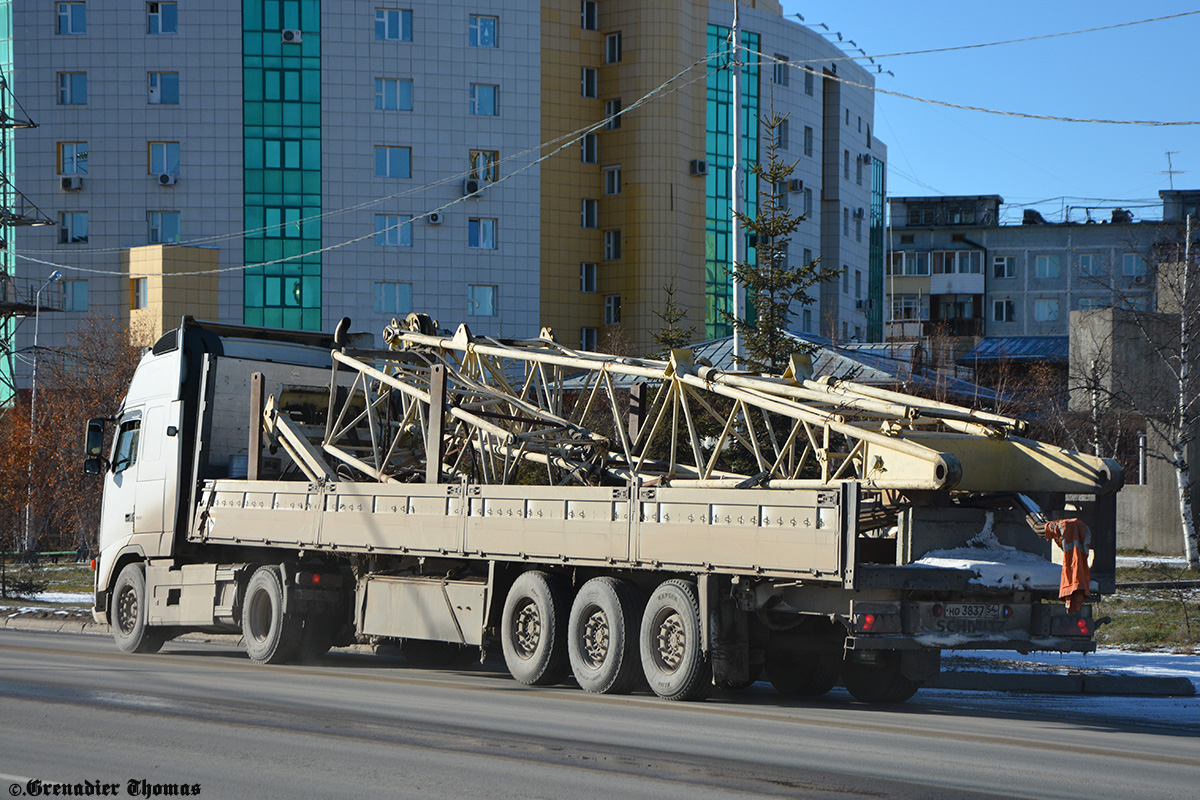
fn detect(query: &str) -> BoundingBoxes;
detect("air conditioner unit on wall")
[282,29,302,43]
[689,159,708,177]
[463,177,482,197]
[861,151,872,163]
[788,178,803,193]
[61,175,83,191]
[854,207,865,218]
[428,211,442,225]
[157,173,177,186]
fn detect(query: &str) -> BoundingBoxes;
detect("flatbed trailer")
[88,316,1121,702]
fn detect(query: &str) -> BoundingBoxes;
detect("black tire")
[296,613,337,662]
[766,651,841,698]
[842,651,921,704]
[500,571,570,685]
[111,563,166,655]
[242,566,303,664]
[402,639,474,668]
[715,662,763,691]
[568,577,643,694]
[639,579,710,701]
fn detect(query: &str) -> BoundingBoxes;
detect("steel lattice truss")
[303,318,1121,496]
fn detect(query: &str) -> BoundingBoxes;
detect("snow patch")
[29,591,92,605]
[913,511,1062,590]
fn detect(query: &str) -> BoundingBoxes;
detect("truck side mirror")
[85,418,107,457]
[83,456,105,475]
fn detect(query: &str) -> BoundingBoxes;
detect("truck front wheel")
[242,566,303,664]
[500,571,570,685]
[640,579,710,701]
[568,577,643,694]
[112,564,166,655]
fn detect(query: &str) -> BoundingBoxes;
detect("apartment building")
[1,1,884,399]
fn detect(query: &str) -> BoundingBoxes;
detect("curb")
[929,670,1196,697]
[4,616,1195,697]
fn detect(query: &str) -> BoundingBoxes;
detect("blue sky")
[777,2,1200,224]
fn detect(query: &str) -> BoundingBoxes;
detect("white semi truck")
[87,316,1122,702]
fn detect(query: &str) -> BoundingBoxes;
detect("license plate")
[942,603,1001,620]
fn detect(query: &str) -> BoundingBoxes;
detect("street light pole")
[23,269,63,552]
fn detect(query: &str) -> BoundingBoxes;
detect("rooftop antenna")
[1159,150,1186,190]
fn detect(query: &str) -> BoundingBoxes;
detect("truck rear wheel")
[242,566,303,664]
[568,577,643,694]
[501,571,570,686]
[112,564,166,655]
[842,651,921,704]
[640,579,710,701]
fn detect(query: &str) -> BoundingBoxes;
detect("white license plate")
[943,603,1001,620]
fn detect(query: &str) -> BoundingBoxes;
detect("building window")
[856,157,863,186]
[892,294,929,321]
[580,262,597,293]
[374,282,412,314]
[467,284,496,316]
[772,55,788,85]
[605,32,622,64]
[1034,298,1060,322]
[773,181,789,210]
[64,279,89,312]
[468,218,496,249]
[375,8,412,41]
[777,119,789,150]
[58,142,88,175]
[843,150,850,179]
[1122,253,1146,276]
[374,214,413,246]
[803,247,813,266]
[147,2,177,34]
[581,1,597,31]
[57,2,86,34]
[469,149,499,182]
[375,78,413,111]
[581,199,598,229]
[842,207,849,236]
[264,207,302,238]
[604,98,621,129]
[1079,297,1109,311]
[804,67,814,96]
[374,146,411,178]
[469,14,497,47]
[604,230,621,260]
[933,250,982,274]
[57,72,87,105]
[1035,254,1060,279]
[804,187,813,215]
[59,211,88,244]
[842,268,849,294]
[854,270,862,299]
[993,255,1016,279]
[845,109,850,125]
[603,164,621,195]
[888,252,930,276]
[148,211,180,243]
[148,141,180,174]
[130,278,148,310]
[604,294,622,325]
[581,133,598,164]
[855,217,862,242]
[858,116,862,133]
[148,72,179,104]
[803,125,813,157]
[581,68,597,98]
[469,83,498,116]
[581,327,598,351]
[992,299,1015,323]
[1079,254,1099,276]
[802,309,812,333]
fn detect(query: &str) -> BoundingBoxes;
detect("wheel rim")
[246,587,273,644]
[579,605,610,669]
[116,585,138,636]
[651,609,686,673]
[511,598,541,660]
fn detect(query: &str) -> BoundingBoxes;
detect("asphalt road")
[0,629,1197,800]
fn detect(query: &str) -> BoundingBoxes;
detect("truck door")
[133,404,168,534]
[101,412,143,544]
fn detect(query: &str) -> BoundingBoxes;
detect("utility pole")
[730,0,745,364]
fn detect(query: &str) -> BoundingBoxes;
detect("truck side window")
[112,420,141,474]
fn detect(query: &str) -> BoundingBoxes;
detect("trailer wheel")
[501,571,570,685]
[242,566,302,664]
[765,651,840,698]
[640,579,710,701]
[568,577,643,694]
[111,564,166,655]
[842,651,920,704]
